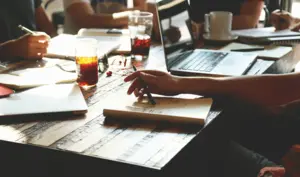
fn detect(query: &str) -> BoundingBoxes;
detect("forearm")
[178,73,300,107]
[0,40,17,61]
[35,7,57,37]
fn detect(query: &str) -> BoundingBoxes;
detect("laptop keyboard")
[179,52,228,72]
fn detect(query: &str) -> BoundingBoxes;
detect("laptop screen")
[156,0,194,69]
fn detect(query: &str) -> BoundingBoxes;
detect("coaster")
[0,85,14,98]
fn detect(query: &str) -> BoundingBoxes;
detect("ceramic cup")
[204,11,233,40]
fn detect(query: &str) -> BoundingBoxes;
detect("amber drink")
[75,38,99,88]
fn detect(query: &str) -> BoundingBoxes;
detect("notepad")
[103,93,213,125]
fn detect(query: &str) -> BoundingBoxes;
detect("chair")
[44,0,65,31]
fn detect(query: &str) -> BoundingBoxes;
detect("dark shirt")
[0,0,42,43]
[189,0,247,23]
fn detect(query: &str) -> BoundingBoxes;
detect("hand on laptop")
[124,70,182,99]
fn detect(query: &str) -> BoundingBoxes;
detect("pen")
[278,0,285,30]
[132,65,156,105]
[18,25,36,35]
[280,0,284,12]
[230,48,265,52]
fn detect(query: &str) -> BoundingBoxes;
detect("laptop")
[0,84,88,118]
[155,0,257,76]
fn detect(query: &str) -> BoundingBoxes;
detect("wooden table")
[0,35,299,177]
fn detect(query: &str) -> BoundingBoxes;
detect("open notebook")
[103,93,213,125]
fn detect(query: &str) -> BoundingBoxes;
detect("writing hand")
[124,70,182,100]
[13,32,49,60]
[290,21,300,32]
[270,10,294,31]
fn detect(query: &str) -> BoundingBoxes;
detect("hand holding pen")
[124,70,183,103]
[16,25,50,59]
[132,65,156,105]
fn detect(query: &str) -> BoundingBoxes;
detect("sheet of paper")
[221,42,292,59]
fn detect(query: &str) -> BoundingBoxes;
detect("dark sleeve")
[34,0,42,8]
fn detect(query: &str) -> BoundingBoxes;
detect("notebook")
[0,84,88,117]
[156,0,257,76]
[103,93,213,125]
[0,85,14,98]
[231,27,300,45]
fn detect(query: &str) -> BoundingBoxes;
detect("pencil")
[132,65,156,105]
[18,25,36,35]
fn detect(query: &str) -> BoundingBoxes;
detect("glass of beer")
[128,11,153,60]
[75,38,99,88]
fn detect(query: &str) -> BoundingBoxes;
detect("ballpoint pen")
[279,0,285,30]
[18,25,36,35]
[132,65,156,105]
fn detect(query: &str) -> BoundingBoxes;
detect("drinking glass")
[128,11,153,60]
[75,38,99,88]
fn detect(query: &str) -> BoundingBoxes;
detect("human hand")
[270,10,295,31]
[290,21,300,32]
[12,32,49,60]
[124,70,182,99]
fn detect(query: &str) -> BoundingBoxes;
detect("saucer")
[203,34,238,42]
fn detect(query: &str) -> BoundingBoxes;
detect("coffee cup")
[204,11,233,40]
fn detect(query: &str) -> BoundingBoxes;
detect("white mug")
[204,11,232,39]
